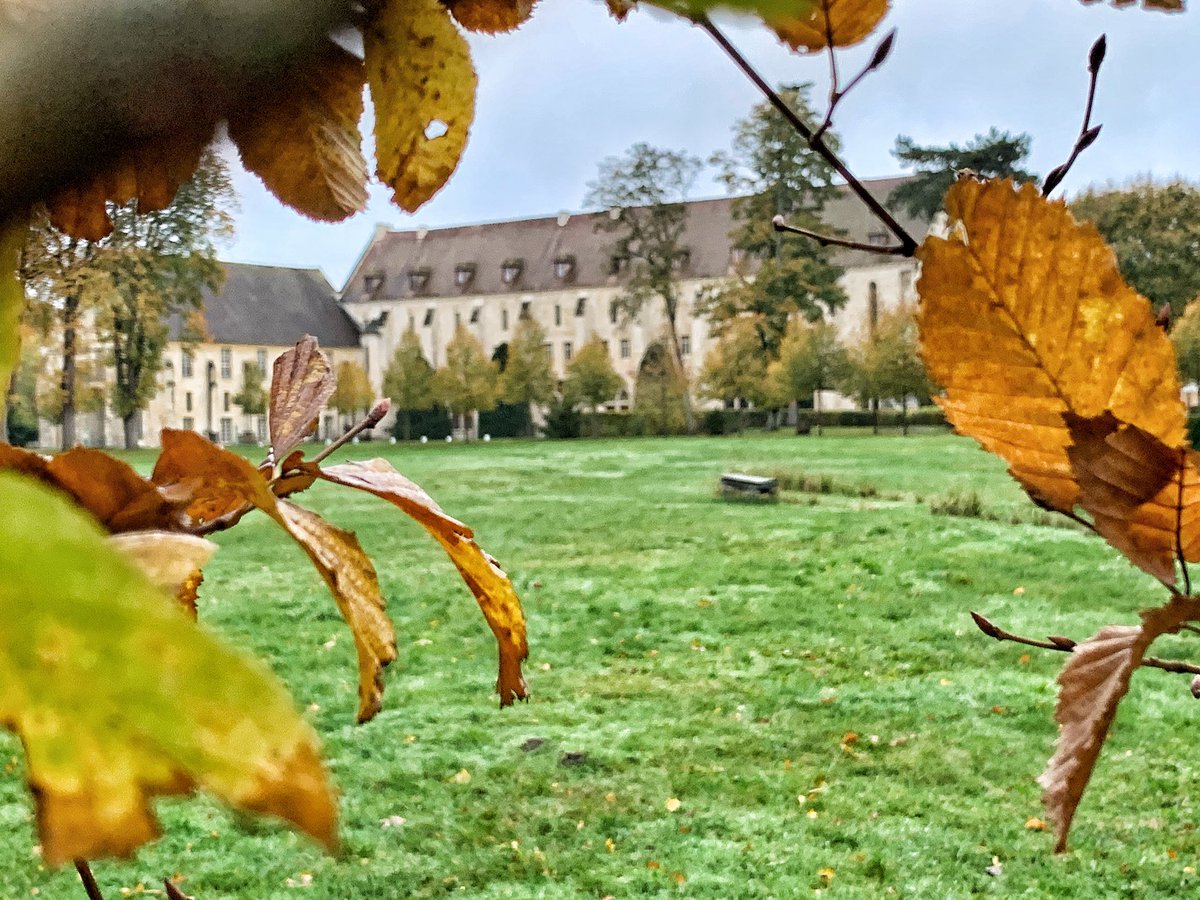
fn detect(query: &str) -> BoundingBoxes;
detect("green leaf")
[0,213,25,424]
[0,472,336,865]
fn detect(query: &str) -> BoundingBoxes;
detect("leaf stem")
[309,398,390,465]
[1042,35,1106,196]
[694,15,918,257]
[74,860,104,900]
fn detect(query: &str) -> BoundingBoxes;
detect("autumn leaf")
[45,128,213,242]
[152,429,275,527]
[448,0,537,33]
[1039,600,1194,852]
[771,0,890,53]
[274,501,398,723]
[315,458,529,705]
[0,472,335,865]
[365,0,477,212]
[270,336,336,462]
[1066,412,1200,587]
[916,178,1186,514]
[1080,0,1183,10]
[109,531,217,616]
[229,40,369,223]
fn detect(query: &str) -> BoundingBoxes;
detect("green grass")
[4,432,1200,897]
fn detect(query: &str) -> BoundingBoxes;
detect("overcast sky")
[220,0,1199,289]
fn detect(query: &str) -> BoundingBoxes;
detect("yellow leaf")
[1065,412,1200,587]
[1025,817,1046,831]
[365,0,477,212]
[665,797,681,812]
[0,473,335,865]
[229,40,368,223]
[315,458,529,705]
[448,0,537,33]
[771,0,890,53]
[916,178,1186,514]
[275,500,398,724]
[451,768,471,784]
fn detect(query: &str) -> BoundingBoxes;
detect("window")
[407,267,430,292]
[899,270,913,299]
[454,263,476,288]
[323,415,335,440]
[609,255,629,276]
[867,230,889,246]
[181,351,193,378]
[220,418,233,444]
[672,249,691,272]
[609,301,619,324]
[256,348,268,371]
[620,339,630,359]
[680,335,691,356]
[519,300,531,320]
[470,306,481,324]
[363,273,385,297]
[554,305,562,326]
[182,416,194,431]
[563,341,573,362]
[868,282,879,333]
[223,392,231,412]
[256,415,267,443]
[502,308,509,330]
[501,259,523,284]
[220,348,232,379]
[575,296,587,317]
[185,392,193,412]
[423,308,434,327]
[553,255,575,281]
[455,311,461,327]
[542,342,553,360]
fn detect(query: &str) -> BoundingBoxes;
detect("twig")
[694,16,918,257]
[1042,35,1106,196]
[309,398,390,465]
[773,215,908,255]
[971,611,1200,676]
[163,878,195,900]
[74,860,103,900]
[816,28,896,141]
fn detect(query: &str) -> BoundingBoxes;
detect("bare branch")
[773,215,908,255]
[1042,35,1106,197]
[74,860,104,900]
[816,29,896,141]
[310,398,391,465]
[971,611,1200,676]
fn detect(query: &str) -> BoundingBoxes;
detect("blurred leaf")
[108,531,217,616]
[771,0,891,53]
[0,214,24,409]
[270,335,336,462]
[1040,600,1193,852]
[0,472,335,865]
[229,40,368,222]
[916,178,1186,513]
[366,0,477,212]
[1080,0,1182,9]
[1066,412,1200,587]
[448,0,536,32]
[317,458,529,705]
[275,500,397,723]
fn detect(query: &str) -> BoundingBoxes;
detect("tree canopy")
[432,325,499,420]
[383,327,435,440]
[563,335,623,412]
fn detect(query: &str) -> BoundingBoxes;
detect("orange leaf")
[771,0,890,53]
[152,430,275,527]
[448,0,537,33]
[269,336,336,462]
[274,501,397,723]
[229,41,368,223]
[1066,412,1200,587]
[1039,601,1193,851]
[916,178,1186,513]
[317,458,528,705]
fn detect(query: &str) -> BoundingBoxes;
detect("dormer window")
[407,267,431,292]
[454,263,476,288]
[501,259,523,285]
[363,273,385,298]
[672,249,691,273]
[553,254,576,281]
[609,255,629,276]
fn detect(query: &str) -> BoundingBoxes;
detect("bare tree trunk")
[871,396,879,435]
[901,396,909,436]
[664,317,694,434]
[814,388,823,437]
[123,411,138,449]
[60,294,79,449]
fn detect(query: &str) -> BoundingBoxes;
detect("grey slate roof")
[341,176,928,303]
[177,262,361,347]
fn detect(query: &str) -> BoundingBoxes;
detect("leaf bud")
[1088,35,1107,74]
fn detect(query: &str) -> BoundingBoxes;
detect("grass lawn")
[3,431,1200,897]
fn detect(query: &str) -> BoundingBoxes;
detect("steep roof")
[179,262,361,347]
[341,176,927,303]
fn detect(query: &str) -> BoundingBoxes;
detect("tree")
[563,334,623,421]
[101,152,234,448]
[773,317,849,436]
[432,324,498,439]
[1072,179,1200,318]
[702,84,846,357]
[698,317,771,432]
[634,341,688,435]
[584,142,701,431]
[1172,296,1200,388]
[888,128,1037,219]
[848,303,930,435]
[233,361,268,439]
[382,327,435,440]
[5,337,40,446]
[501,316,555,435]
[331,360,374,428]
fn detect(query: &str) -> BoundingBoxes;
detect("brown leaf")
[603,0,636,20]
[448,0,537,33]
[1066,412,1200,586]
[1039,601,1193,851]
[771,0,890,53]
[270,336,336,462]
[317,458,528,705]
[916,178,1186,513]
[108,531,217,616]
[152,429,275,527]
[274,500,397,723]
[0,445,190,533]
[229,40,368,222]
[44,128,212,241]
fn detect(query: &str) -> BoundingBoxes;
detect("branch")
[309,398,391,465]
[1042,35,1106,197]
[695,16,918,257]
[163,879,195,900]
[773,215,908,255]
[970,611,1200,676]
[816,28,896,142]
[74,860,104,900]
